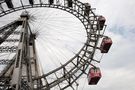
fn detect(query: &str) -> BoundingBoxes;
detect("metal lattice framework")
[0,0,107,90]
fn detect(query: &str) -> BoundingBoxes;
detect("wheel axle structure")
[0,0,111,90]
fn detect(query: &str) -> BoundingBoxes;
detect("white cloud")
[91,0,135,28]
[78,0,135,90]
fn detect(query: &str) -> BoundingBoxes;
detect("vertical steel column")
[29,34,41,89]
[10,11,42,90]
[11,16,28,90]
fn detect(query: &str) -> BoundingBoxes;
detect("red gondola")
[84,3,91,16]
[100,37,112,53]
[29,0,34,5]
[49,0,54,5]
[68,0,73,7]
[5,0,14,9]
[97,16,106,30]
[88,67,101,85]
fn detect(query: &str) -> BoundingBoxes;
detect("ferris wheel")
[0,0,112,90]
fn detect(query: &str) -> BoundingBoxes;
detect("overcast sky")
[0,0,135,90]
[78,0,135,90]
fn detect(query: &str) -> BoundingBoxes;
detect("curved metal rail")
[0,0,106,89]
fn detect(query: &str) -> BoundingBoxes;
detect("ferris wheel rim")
[0,0,102,89]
